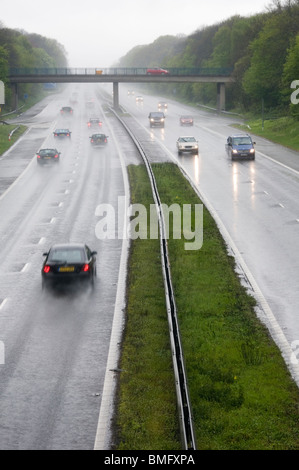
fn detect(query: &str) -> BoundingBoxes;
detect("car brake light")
[82,264,90,272]
[37,154,41,158]
[54,154,59,158]
[43,265,51,273]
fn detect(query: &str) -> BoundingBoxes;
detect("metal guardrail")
[9,67,233,77]
[109,107,197,450]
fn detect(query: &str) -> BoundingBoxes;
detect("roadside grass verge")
[115,162,299,450]
[237,116,299,152]
[0,124,27,155]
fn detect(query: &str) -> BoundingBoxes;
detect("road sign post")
[0,81,5,105]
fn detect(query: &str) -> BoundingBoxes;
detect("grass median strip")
[0,124,27,155]
[114,162,299,450]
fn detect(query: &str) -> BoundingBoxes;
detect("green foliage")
[116,162,299,450]
[0,45,9,82]
[118,0,299,113]
[0,25,67,111]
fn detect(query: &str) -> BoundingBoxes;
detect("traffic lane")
[166,116,299,344]
[121,91,299,345]
[0,156,124,449]
[0,100,125,449]
[0,240,122,450]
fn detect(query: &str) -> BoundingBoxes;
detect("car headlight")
[232,149,238,154]
[250,148,255,153]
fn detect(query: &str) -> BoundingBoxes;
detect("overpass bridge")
[8,67,234,111]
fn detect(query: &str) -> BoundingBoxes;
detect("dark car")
[180,115,193,126]
[36,148,60,165]
[60,106,73,115]
[90,133,108,146]
[226,134,256,160]
[41,243,97,289]
[148,111,165,128]
[53,128,71,138]
[87,117,102,128]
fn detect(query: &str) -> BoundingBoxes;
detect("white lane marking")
[257,150,299,176]
[93,107,131,451]
[21,263,30,273]
[0,298,8,310]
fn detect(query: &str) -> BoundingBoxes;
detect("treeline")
[0,22,67,109]
[117,0,299,117]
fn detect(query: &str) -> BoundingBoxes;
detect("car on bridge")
[176,136,199,155]
[225,134,255,160]
[135,96,143,103]
[53,128,71,138]
[36,148,61,165]
[146,67,169,75]
[90,133,108,146]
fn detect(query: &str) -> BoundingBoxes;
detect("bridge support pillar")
[217,82,226,112]
[11,83,19,111]
[113,82,120,110]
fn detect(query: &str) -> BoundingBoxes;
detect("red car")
[146,67,169,75]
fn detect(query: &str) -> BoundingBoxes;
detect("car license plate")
[59,266,74,272]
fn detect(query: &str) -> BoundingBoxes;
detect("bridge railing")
[9,67,233,77]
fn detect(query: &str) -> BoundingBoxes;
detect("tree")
[282,33,299,117]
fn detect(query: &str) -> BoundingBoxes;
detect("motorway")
[119,86,299,383]
[1,82,299,449]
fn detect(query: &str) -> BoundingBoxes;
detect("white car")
[176,136,198,155]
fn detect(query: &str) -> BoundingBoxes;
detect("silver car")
[176,136,198,155]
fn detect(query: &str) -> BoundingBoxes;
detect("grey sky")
[0,0,271,67]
